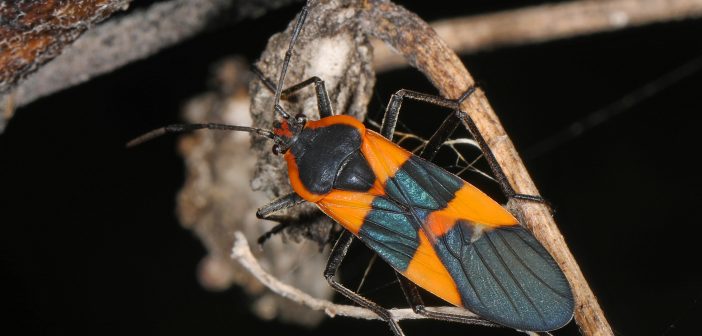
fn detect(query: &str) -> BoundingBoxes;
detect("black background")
[1,0,701,335]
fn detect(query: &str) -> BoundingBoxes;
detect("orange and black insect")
[129,1,574,334]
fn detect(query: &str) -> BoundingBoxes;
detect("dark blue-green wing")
[369,155,574,331]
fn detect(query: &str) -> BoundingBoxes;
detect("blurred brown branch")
[374,0,702,71]
[0,0,133,93]
[0,0,298,128]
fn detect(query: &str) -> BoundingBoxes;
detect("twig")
[373,0,702,71]
[362,0,613,335]
[230,231,485,322]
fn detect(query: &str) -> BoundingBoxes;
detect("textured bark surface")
[0,0,132,93]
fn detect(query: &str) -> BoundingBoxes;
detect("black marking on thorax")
[290,124,363,195]
[333,151,375,192]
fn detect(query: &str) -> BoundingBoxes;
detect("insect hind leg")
[395,274,499,327]
[325,231,406,336]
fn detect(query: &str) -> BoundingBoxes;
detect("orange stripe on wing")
[316,189,378,234]
[426,183,518,237]
[403,231,463,307]
[361,130,411,187]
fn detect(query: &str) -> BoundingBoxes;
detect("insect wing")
[324,131,574,331]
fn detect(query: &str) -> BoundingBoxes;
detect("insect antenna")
[251,65,278,93]
[129,3,311,149]
[271,0,310,120]
[126,123,275,148]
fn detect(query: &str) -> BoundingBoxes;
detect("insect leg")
[455,99,546,204]
[381,88,545,203]
[256,192,306,245]
[380,89,459,141]
[252,66,334,118]
[395,273,499,327]
[280,77,334,118]
[325,231,405,336]
[256,192,305,218]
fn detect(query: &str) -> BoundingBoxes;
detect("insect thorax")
[288,123,375,196]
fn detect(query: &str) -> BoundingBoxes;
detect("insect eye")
[294,113,307,125]
[272,144,282,155]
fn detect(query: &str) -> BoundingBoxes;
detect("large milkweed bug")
[128,0,574,334]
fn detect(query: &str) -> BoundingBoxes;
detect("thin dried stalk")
[374,0,702,71]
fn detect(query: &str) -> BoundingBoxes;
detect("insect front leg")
[324,231,406,336]
[256,192,306,245]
